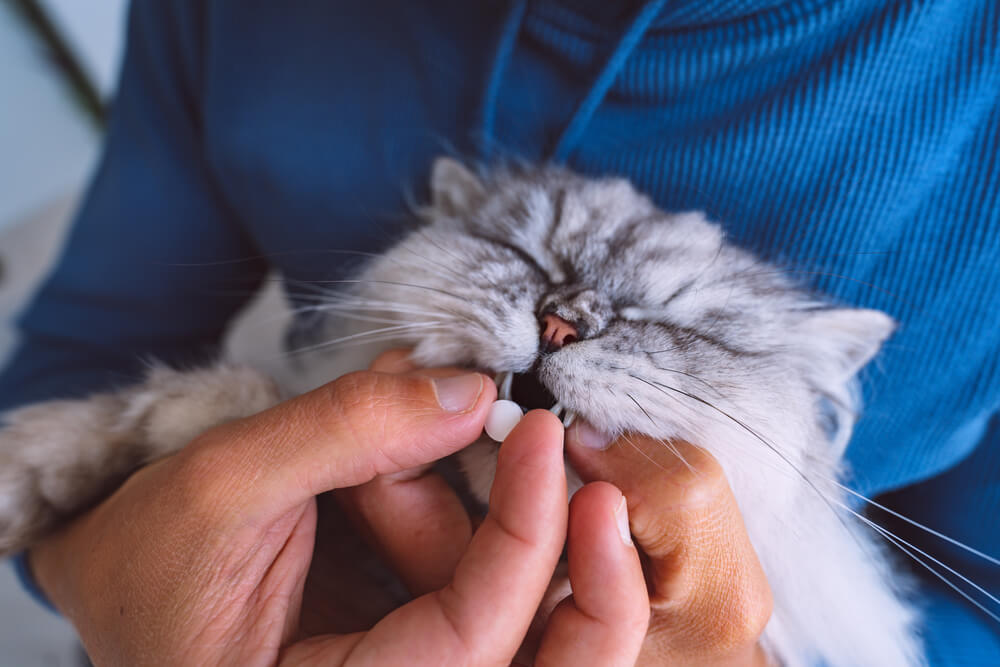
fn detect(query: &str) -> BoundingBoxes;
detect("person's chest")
[198,0,1000,494]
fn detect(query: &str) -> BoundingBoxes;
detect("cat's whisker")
[877,528,1000,626]
[317,305,448,324]
[643,346,679,355]
[691,392,1000,570]
[415,228,471,268]
[645,363,726,398]
[278,321,448,358]
[322,295,493,333]
[619,432,671,473]
[284,278,472,304]
[413,228,505,291]
[315,295,453,316]
[381,255,466,285]
[832,500,1000,612]
[724,418,1000,619]
[836,502,1000,624]
[308,310,434,326]
[628,370,1000,619]
[305,295,489,332]
[629,372,865,544]
[315,298,468,322]
[828,480,1000,567]
[280,329,453,358]
[397,243,475,284]
[624,391,695,473]
[279,281,497,337]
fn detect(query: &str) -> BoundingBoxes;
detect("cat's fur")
[0,159,921,666]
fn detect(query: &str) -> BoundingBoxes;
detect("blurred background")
[0,0,127,662]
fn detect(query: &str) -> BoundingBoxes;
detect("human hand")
[562,424,774,666]
[336,351,770,666]
[27,355,649,666]
[28,363,493,664]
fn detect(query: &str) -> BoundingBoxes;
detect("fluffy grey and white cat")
[0,158,921,666]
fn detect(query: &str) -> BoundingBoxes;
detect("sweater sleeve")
[876,413,1000,665]
[1,0,267,608]
[920,586,1000,666]
[0,0,267,414]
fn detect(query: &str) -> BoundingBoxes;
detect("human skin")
[28,351,770,665]
[564,425,773,666]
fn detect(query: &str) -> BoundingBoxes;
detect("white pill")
[484,399,524,442]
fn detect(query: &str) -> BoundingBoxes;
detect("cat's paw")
[0,364,281,555]
[0,395,134,555]
[124,364,282,455]
[0,455,52,555]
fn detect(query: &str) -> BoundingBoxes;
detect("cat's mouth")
[493,370,578,428]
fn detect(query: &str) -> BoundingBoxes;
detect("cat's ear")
[430,157,485,215]
[796,308,896,380]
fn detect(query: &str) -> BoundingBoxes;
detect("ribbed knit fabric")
[1,1,997,662]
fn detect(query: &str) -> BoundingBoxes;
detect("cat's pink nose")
[541,313,579,351]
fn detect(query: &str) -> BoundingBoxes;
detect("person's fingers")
[281,410,569,666]
[335,351,476,595]
[337,470,472,596]
[433,410,568,660]
[535,481,649,667]
[566,423,773,664]
[173,368,495,522]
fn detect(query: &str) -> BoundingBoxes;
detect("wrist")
[27,527,82,621]
[11,550,59,613]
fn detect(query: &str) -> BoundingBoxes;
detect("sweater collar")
[541,0,802,31]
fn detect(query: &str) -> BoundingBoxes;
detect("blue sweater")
[2,1,998,662]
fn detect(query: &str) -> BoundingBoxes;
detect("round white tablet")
[484,399,524,442]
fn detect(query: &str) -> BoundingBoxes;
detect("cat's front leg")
[0,363,281,555]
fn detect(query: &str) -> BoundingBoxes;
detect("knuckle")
[742,577,774,637]
[433,586,482,661]
[327,370,372,411]
[678,450,728,504]
[324,371,434,465]
[325,371,384,444]
[659,457,733,538]
[712,577,774,649]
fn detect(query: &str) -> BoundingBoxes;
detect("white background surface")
[0,0,126,234]
[1,2,128,663]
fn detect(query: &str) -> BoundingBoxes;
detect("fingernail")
[568,420,613,450]
[615,495,633,547]
[433,374,484,412]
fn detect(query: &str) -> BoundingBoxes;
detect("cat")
[0,158,922,666]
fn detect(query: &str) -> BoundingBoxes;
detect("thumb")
[177,370,494,520]
[565,422,773,662]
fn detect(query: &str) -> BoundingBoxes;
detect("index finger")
[301,410,570,666]
[434,410,568,660]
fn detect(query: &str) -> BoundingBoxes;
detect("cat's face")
[352,158,893,454]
